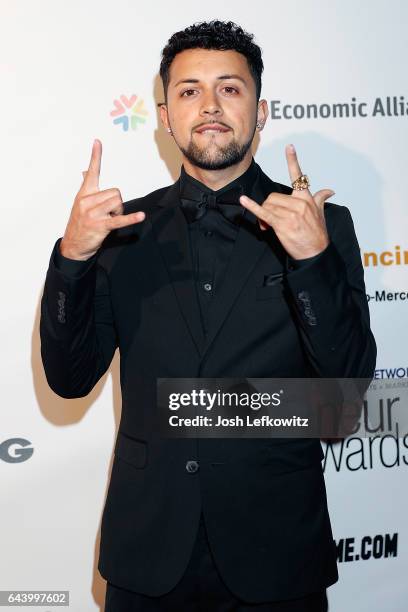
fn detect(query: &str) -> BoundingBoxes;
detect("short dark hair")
[159,20,263,102]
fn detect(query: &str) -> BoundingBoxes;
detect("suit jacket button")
[186,460,199,474]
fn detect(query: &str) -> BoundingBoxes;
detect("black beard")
[177,130,255,171]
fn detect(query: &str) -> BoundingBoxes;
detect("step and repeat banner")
[1,1,406,610]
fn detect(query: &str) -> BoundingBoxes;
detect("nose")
[200,90,222,117]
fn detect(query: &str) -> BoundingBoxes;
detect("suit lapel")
[149,181,206,356]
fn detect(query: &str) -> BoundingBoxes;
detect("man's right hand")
[60,139,146,260]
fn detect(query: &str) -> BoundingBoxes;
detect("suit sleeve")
[53,240,95,277]
[285,204,377,378]
[40,237,118,398]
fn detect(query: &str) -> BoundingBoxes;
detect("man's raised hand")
[239,145,334,260]
[60,139,145,260]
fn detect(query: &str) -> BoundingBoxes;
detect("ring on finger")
[292,174,310,191]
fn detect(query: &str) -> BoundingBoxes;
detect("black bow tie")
[180,183,245,225]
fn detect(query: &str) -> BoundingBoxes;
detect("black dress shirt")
[178,158,260,336]
[54,159,324,338]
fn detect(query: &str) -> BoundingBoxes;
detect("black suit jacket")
[40,166,376,603]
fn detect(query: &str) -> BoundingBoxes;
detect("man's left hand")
[240,144,335,260]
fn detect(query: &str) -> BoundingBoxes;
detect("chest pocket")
[255,272,284,300]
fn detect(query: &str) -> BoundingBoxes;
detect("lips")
[195,124,230,134]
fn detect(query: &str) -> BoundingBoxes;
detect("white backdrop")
[1,1,407,610]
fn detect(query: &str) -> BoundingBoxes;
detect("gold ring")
[292,174,310,191]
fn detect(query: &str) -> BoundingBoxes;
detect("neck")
[181,151,253,191]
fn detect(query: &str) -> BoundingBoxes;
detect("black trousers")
[104,513,328,612]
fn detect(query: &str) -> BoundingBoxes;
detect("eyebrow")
[173,74,248,87]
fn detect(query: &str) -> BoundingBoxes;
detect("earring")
[167,127,172,134]
[256,122,264,130]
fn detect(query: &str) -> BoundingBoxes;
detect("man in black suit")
[40,20,376,611]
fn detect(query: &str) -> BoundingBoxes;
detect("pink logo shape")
[110,95,138,117]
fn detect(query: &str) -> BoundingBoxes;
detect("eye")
[223,86,239,94]
[181,89,198,97]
